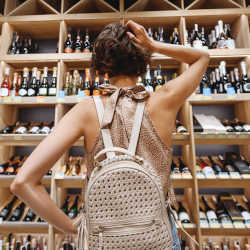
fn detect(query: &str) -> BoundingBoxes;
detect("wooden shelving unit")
[0,0,250,249]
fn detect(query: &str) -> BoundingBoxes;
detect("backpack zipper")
[92,218,160,235]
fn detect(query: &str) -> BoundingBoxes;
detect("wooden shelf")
[201,228,250,236]
[188,93,250,104]
[198,178,250,188]
[0,175,51,187]
[0,221,49,233]
[0,134,47,145]
[194,132,250,145]
[0,96,57,106]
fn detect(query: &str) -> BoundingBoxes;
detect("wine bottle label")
[155,85,162,91]
[0,208,8,217]
[177,126,187,133]
[84,90,90,96]
[68,211,75,219]
[29,126,40,133]
[16,126,27,133]
[39,88,47,95]
[206,210,217,220]
[41,126,50,134]
[202,166,215,175]
[179,212,190,222]
[13,209,20,217]
[19,88,27,96]
[10,90,16,97]
[145,85,154,92]
[200,211,207,220]
[243,124,250,131]
[1,88,9,97]
[193,40,203,49]
[243,83,250,92]
[0,166,5,173]
[217,40,227,49]
[93,90,101,96]
[225,125,234,131]
[225,39,235,49]
[48,88,56,95]
[6,167,14,173]
[27,88,36,96]
[64,47,73,53]
[234,125,243,132]
[242,211,250,221]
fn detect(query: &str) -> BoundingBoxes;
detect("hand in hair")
[126,20,154,52]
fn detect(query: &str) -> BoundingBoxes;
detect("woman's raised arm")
[126,20,210,111]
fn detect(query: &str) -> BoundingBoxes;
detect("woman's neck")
[110,75,137,88]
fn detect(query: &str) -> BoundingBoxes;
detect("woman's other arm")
[10,101,90,234]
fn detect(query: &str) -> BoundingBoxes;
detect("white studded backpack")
[73,95,174,250]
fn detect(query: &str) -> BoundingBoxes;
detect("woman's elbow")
[10,178,26,195]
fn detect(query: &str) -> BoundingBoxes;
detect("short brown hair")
[91,22,151,78]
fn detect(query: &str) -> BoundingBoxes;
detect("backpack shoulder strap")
[93,96,115,159]
[128,101,145,155]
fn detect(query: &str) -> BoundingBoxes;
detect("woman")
[11,20,209,248]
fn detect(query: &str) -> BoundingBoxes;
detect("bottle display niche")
[0,1,250,250]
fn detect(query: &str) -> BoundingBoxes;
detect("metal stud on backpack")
[73,96,174,250]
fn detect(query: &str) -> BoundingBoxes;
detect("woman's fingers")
[126,31,141,44]
[126,20,144,36]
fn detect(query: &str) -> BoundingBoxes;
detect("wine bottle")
[84,68,91,96]
[67,196,79,219]
[5,161,19,175]
[171,28,180,45]
[23,208,36,222]
[242,196,250,212]
[171,160,180,174]
[144,64,154,92]
[231,118,244,132]
[179,158,190,174]
[234,67,243,93]
[240,61,250,93]
[38,67,49,96]
[40,121,53,134]
[217,154,236,173]
[74,29,83,53]
[48,67,57,96]
[8,32,17,54]
[201,196,218,224]
[217,20,227,49]
[234,198,250,225]
[199,157,215,176]
[211,195,232,225]
[224,24,235,49]
[176,120,187,133]
[201,27,208,49]
[136,76,144,87]
[0,155,16,175]
[208,155,223,174]
[61,196,70,214]
[199,206,209,227]
[28,122,41,134]
[0,67,11,97]
[9,202,25,221]
[83,29,91,53]
[64,27,73,53]
[14,122,30,134]
[221,119,234,132]
[158,27,164,42]
[192,24,202,49]
[177,200,191,224]
[220,61,233,92]
[71,70,79,96]
[10,72,19,97]
[27,67,38,96]
[155,65,163,91]
[0,196,17,221]
[93,71,101,96]
[19,68,29,97]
